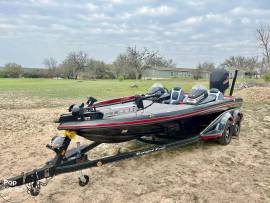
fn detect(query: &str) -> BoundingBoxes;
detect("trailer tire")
[79,175,89,187]
[218,121,232,145]
[232,116,241,136]
[29,186,40,196]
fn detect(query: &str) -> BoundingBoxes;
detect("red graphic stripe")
[58,102,241,130]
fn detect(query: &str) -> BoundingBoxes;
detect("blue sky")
[0,0,270,68]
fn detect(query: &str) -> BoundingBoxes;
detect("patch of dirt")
[0,87,270,203]
[235,86,270,103]
[0,92,81,109]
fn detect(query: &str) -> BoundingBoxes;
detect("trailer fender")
[200,110,233,140]
[232,109,243,122]
[231,109,243,136]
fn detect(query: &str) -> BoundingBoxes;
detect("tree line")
[0,46,175,80]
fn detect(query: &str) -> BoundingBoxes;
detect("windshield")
[191,85,206,91]
[148,83,164,95]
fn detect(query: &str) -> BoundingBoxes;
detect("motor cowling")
[210,69,229,94]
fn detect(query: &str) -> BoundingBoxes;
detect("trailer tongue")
[0,135,199,196]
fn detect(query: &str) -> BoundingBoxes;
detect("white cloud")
[29,0,52,4]
[163,31,176,36]
[241,17,251,24]
[117,12,132,20]
[231,7,270,16]
[77,13,113,22]
[0,0,266,67]
[180,16,203,26]
[86,3,99,11]
[186,0,217,7]
[190,34,205,40]
[50,24,74,32]
[179,13,232,27]
[213,40,254,49]
[205,13,232,24]
[102,0,125,5]
[186,0,206,7]
[136,5,175,16]
[0,23,15,30]
[29,0,58,6]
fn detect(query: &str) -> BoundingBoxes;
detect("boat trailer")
[0,135,200,196]
[0,108,242,197]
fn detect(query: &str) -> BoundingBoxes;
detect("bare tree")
[258,57,269,74]
[257,25,270,70]
[222,56,259,77]
[198,62,215,71]
[126,46,148,80]
[124,46,175,80]
[64,51,88,79]
[59,61,74,79]
[222,56,258,71]
[43,57,58,77]
[193,63,204,80]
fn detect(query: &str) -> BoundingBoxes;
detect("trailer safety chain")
[25,170,52,197]
[0,174,53,202]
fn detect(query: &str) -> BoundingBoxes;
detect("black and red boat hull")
[58,96,242,143]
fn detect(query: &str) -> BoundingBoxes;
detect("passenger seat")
[201,88,224,104]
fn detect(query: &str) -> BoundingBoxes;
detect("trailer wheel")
[232,117,241,136]
[79,175,89,187]
[218,121,232,145]
[30,187,40,196]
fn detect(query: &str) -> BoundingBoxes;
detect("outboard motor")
[210,69,229,94]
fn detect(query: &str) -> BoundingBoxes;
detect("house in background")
[142,67,210,79]
[143,66,255,79]
[229,68,263,78]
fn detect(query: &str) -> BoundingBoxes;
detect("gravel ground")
[0,88,270,203]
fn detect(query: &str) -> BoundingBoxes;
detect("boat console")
[162,86,185,104]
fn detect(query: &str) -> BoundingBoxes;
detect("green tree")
[84,59,114,79]
[3,63,23,78]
